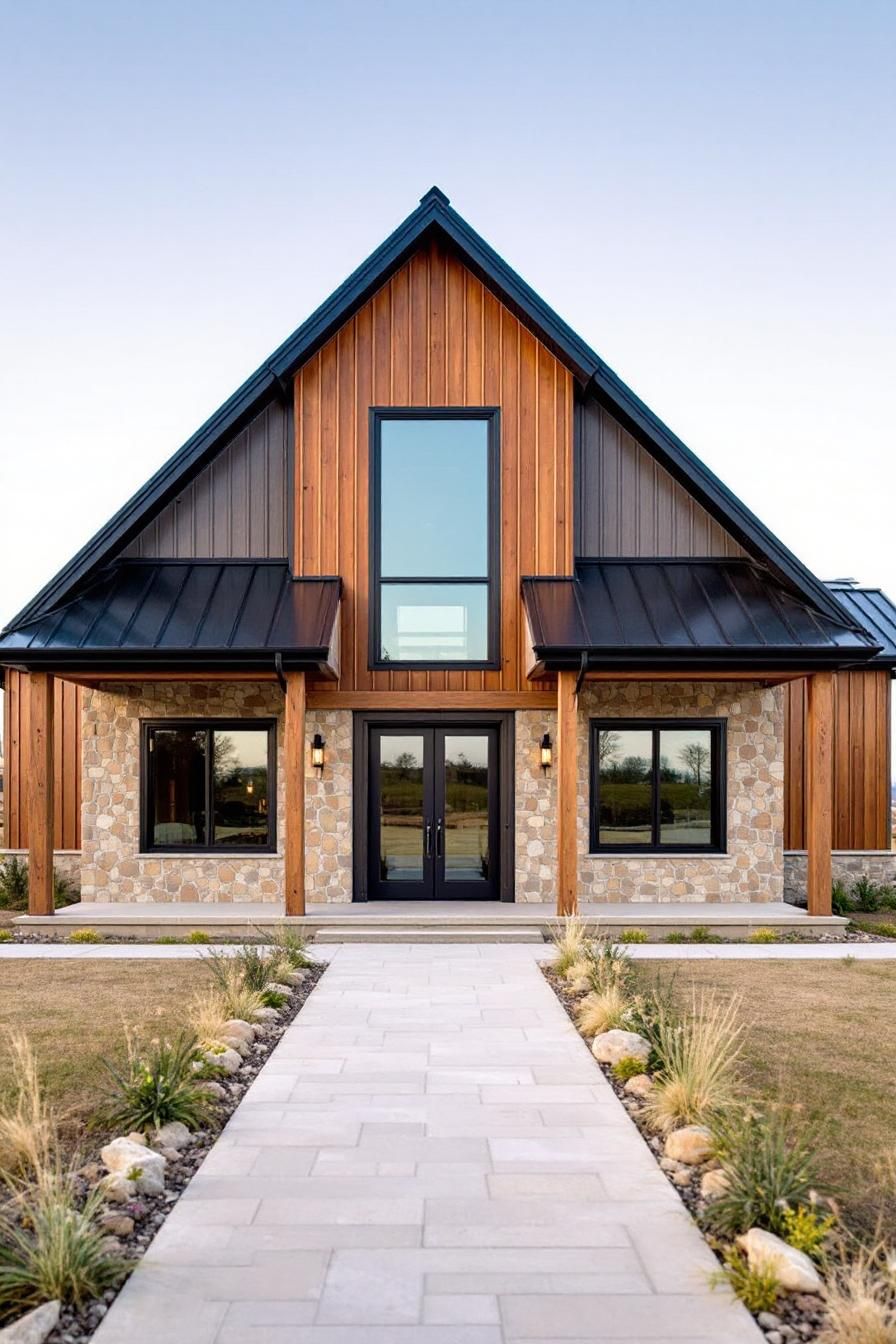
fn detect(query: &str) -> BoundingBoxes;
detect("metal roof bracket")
[574,650,589,696]
[274,652,288,694]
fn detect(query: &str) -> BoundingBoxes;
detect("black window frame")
[588,717,727,854]
[368,406,501,671]
[140,718,277,854]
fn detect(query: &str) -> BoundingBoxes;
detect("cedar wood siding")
[294,237,574,693]
[123,402,291,560]
[576,397,746,558]
[784,668,892,850]
[3,669,81,850]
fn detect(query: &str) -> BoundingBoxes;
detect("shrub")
[186,930,211,944]
[53,872,78,907]
[154,935,181,945]
[689,925,722,944]
[551,914,588,976]
[102,1031,212,1133]
[0,858,29,911]
[706,1107,820,1239]
[858,921,896,939]
[818,1246,896,1344]
[746,927,778,944]
[0,932,11,944]
[711,1243,781,1314]
[0,1032,57,1184]
[644,989,744,1133]
[831,879,854,917]
[780,1203,837,1260]
[612,1055,647,1083]
[619,929,648,944]
[0,1177,127,1321]
[260,988,288,1009]
[68,929,101,944]
[851,876,883,912]
[576,984,629,1037]
[663,931,688,944]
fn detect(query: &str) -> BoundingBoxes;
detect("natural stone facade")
[514,710,557,902]
[304,709,353,903]
[784,850,896,905]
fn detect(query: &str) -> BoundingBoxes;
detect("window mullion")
[206,728,214,849]
[652,729,661,849]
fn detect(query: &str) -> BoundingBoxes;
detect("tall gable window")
[142,720,275,852]
[370,410,499,668]
[589,719,726,853]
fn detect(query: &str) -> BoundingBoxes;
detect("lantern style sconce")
[540,732,552,773]
[311,733,326,774]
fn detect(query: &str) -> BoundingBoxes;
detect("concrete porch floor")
[14,899,846,940]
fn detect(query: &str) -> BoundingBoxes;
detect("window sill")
[136,851,280,860]
[585,852,733,861]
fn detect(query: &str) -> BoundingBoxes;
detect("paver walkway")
[93,945,761,1343]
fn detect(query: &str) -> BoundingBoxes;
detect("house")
[2,188,895,922]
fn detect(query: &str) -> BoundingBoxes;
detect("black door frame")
[352,711,516,903]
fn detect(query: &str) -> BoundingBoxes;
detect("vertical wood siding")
[576,399,746,558]
[124,402,290,559]
[3,670,81,850]
[294,238,574,693]
[784,669,892,850]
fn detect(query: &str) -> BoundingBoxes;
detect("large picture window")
[370,409,500,668]
[589,719,725,853]
[142,720,275,853]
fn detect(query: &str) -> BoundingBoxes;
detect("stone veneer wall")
[81,684,353,904]
[514,682,784,905]
[783,850,896,905]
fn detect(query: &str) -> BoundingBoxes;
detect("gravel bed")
[16,961,327,1344]
[544,964,829,1343]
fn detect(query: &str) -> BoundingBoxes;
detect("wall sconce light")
[311,733,326,774]
[540,732,552,774]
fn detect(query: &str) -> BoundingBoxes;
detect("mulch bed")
[544,964,829,1344]
[37,961,326,1344]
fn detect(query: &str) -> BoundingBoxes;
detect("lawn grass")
[636,958,896,1241]
[0,960,211,1139]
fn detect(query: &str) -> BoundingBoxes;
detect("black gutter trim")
[533,646,883,673]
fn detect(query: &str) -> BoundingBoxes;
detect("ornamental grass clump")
[187,989,236,1050]
[551,914,588,976]
[202,951,268,1022]
[264,926,314,970]
[575,984,629,1037]
[705,1105,821,1239]
[643,989,744,1133]
[817,1246,896,1344]
[102,1031,211,1134]
[746,927,778,944]
[0,1032,57,1184]
[583,939,634,997]
[0,1176,128,1322]
[618,929,648,944]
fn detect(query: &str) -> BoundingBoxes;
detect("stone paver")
[92,945,761,1343]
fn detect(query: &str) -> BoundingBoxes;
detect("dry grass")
[551,915,589,976]
[576,984,629,1037]
[0,960,209,1141]
[818,1247,896,1344]
[636,959,896,1240]
[0,1032,57,1181]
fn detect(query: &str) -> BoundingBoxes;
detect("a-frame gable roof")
[5,187,859,633]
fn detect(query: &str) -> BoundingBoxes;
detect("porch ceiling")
[522,559,881,676]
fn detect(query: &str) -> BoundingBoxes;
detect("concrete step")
[313,926,545,945]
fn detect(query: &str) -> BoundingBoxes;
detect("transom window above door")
[370,410,500,668]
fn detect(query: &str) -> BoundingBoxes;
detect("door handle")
[435,818,443,857]
[424,821,432,858]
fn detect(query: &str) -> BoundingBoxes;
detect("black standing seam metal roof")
[0,562,341,670]
[825,584,896,666]
[4,187,856,635]
[521,561,882,671]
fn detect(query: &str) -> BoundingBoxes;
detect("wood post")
[284,670,306,916]
[556,669,578,917]
[806,670,833,916]
[26,672,55,916]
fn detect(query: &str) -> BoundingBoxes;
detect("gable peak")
[419,185,450,208]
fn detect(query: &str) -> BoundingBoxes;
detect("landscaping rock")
[0,1301,61,1343]
[99,1212,134,1238]
[253,1006,281,1023]
[623,1073,654,1099]
[757,1314,782,1332]
[202,1046,242,1075]
[281,969,307,985]
[101,1137,166,1196]
[219,1035,250,1056]
[700,1168,731,1201]
[591,1029,650,1065]
[195,1079,227,1099]
[126,1131,148,1147]
[737,1228,824,1293]
[98,1172,136,1203]
[664,1125,713,1165]
[153,1121,191,1151]
[222,1019,255,1042]
[266,982,294,996]
[671,1169,693,1187]
[77,1161,102,1181]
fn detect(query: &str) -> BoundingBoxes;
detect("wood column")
[806,670,833,916]
[26,672,55,916]
[284,671,306,916]
[556,670,578,917]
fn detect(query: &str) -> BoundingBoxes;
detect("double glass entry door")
[369,727,499,900]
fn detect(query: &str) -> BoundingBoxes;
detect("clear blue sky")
[0,4,893,708]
